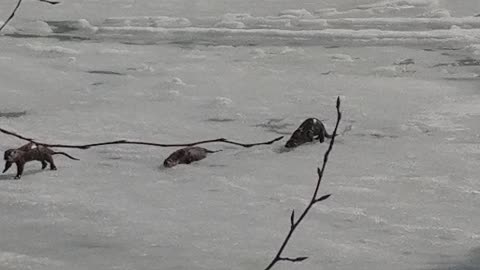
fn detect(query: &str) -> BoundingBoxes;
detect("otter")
[163,147,221,168]
[285,118,333,148]
[3,142,79,179]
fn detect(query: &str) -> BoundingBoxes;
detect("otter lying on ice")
[163,147,221,168]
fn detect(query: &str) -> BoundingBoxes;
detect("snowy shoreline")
[3,14,480,48]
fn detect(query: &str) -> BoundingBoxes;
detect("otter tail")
[205,149,222,154]
[324,130,333,139]
[52,152,80,160]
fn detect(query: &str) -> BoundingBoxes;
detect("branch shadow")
[0,111,27,118]
[253,118,293,136]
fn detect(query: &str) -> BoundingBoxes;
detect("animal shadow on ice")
[273,137,346,154]
[206,118,236,123]
[433,57,480,68]
[254,118,294,135]
[158,163,227,171]
[0,111,27,118]
[87,70,126,76]
[0,169,44,181]
[5,32,91,42]
[352,129,398,139]
[429,247,480,270]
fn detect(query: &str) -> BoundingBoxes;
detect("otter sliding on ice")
[3,142,79,179]
[163,147,221,168]
[285,118,333,148]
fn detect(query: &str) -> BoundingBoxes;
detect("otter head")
[285,128,315,148]
[285,130,304,148]
[284,139,298,148]
[163,149,187,168]
[163,158,178,168]
[3,149,19,174]
[4,149,16,162]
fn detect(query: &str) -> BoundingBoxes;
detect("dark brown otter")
[285,118,333,148]
[163,147,221,168]
[3,142,79,179]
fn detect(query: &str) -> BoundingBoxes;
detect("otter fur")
[163,147,221,168]
[285,118,333,148]
[3,142,79,179]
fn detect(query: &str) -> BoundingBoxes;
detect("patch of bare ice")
[251,46,305,58]
[416,111,466,132]
[292,19,328,30]
[103,16,191,28]
[214,14,249,29]
[316,205,368,217]
[315,0,439,18]
[184,49,208,59]
[214,13,292,29]
[373,65,403,77]
[214,20,246,29]
[205,96,243,122]
[0,251,64,268]
[0,21,15,35]
[465,44,480,55]
[419,8,451,18]
[17,20,52,35]
[127,63,155,72]
[358,0,440,9]
[65,19,98,34]
[19,43,80,56]
[278,9,314,18]
[98,48,131,54]
[330,53,355,62]
[171,77,187,86]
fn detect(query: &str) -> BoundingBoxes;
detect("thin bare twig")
[264,96,342,270]
[0,127,284,149]
[0,0,59,33]
[0,0,23,33]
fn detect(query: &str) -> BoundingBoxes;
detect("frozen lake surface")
[0,0,479,269]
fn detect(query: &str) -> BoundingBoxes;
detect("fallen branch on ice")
[0,127,283,149]
[264,96,342,270]
[0,127,35,142]
[0,0,59,33]
[33,136,284,149]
